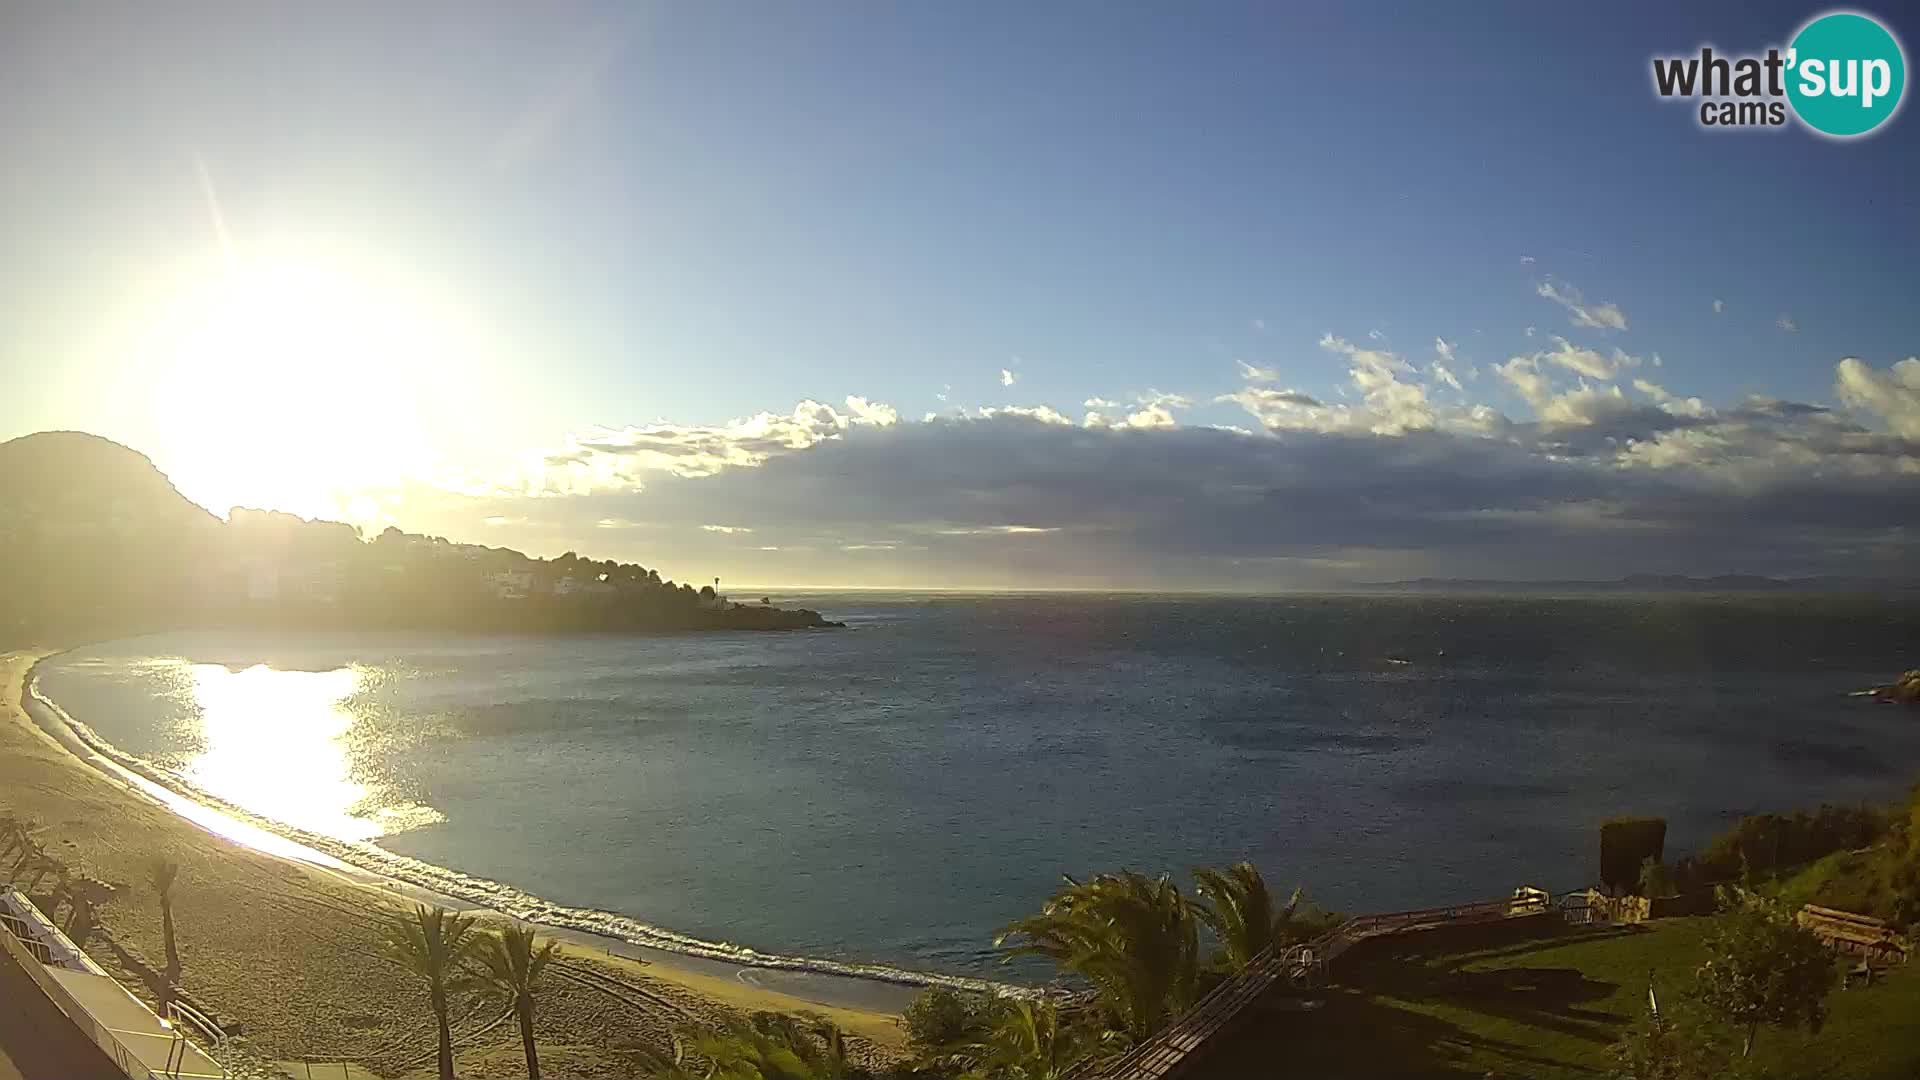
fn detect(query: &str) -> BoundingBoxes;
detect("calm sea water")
[35,593,1920,980]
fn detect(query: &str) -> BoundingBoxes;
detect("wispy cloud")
[1536,278,1629,331]
[1777,314,1798,333]
[1000,368,1017,387]
[935,525,1061,536]
[1712,299,1725,314]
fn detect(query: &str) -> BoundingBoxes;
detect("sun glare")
[150,261,449,522]
[176,662,440,842]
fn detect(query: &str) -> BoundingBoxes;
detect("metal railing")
[0,887,228,1079]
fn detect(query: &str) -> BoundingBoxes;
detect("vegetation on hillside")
[0,430,836,643]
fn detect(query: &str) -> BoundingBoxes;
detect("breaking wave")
[26,667,1024,998]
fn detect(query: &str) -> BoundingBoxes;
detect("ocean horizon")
[34,591,1920,984]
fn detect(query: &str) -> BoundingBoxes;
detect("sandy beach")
[1,648,906,1078]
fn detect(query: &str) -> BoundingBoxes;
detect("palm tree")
[648,1018,843,1080]
[19,850,64,897]
[381,905,481,1080]
[149,857,181,983]
[955,998,1098,1080]
[0,812,23,863]
[471,924,558,1080]
[1191,862,1303,971]
[5,820,46,879]
[996,871,1200,1046]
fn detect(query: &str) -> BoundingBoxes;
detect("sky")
[3,1,1918,588]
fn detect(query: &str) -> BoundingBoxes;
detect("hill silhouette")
[0,431,837,644]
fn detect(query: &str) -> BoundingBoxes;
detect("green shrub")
[901,987,997,1063]
[1670,803,1890,890]
[1638,857,1677,898]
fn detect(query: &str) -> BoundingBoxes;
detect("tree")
[904,988,1000,1070]
[997,871,1199,1045]
[148,858,181,982]
[1638,857,1677,898]
[381,905,481,1080]
[1601,817,1667,894]
[1191,862,1302,971]
[1610,1000,1743,1080]
[644,1016,848,1080]
[954,998,1098,1080]
[472,924,558,1080]
[1694,900,1836,1057]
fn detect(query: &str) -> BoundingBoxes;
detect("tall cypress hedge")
[1600,816,1667,894]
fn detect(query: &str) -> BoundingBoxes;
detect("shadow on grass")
[1187,987,1602,1079]
[1289,917,1639,1075]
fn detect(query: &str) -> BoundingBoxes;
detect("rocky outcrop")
[1870,670,1920,704]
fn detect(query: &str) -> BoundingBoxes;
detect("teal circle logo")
[1786,11,1906,137]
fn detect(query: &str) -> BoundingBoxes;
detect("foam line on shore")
[25,663,1028,999]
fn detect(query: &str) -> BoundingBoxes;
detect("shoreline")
[2,647,912,1074]
[23,649,1005,1007]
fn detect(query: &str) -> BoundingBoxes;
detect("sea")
[31,592,1920,986]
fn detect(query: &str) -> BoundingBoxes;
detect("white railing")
[166,998,229,1074]
[0,887,227,1079]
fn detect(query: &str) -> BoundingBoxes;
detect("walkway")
[0,935,123,1080]
[1,887,225,1080]
[1090,887,1555,1080]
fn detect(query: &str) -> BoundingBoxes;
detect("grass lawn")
[1195,914,1920,1078]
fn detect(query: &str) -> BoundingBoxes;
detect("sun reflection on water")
[174,663,439,842]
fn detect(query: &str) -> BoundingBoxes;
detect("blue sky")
[3,2,1917,586]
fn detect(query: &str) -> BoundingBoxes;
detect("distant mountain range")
[1354,574,1916,593]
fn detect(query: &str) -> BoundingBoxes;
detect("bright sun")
[152,260,448,522]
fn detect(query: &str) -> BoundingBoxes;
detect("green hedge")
[1600,817,1667,894]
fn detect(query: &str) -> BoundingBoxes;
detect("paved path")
[0,940,123,1080]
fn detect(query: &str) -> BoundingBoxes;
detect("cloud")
[935,525,1061,536]
[418,373,1919,588]
[1777,314,1798,333]
[1537,335,1639,381]
[1713,299,1725,314]
[1536,279,1629,331]
[1430,361,1463,392]
[1001,368,1017,387]
[1493,355,1552,408]
[524,396,896,491]
[1632,379,1711,419]
[1084,397,1122,409]
[843,396,899,426]
[1519,255,1536,265]
[1434,337,1457,363]
[395,351,1920,589]
[1119,390,1191,430]
[1236,360,1279,382]
[1835,356,1920,438]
